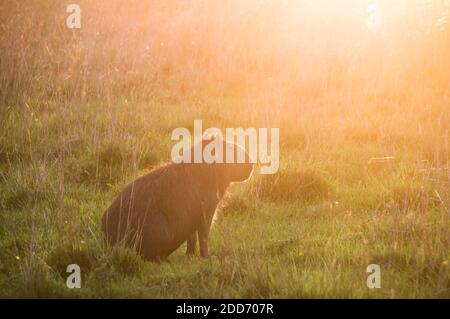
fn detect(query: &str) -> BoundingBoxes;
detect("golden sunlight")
[0,0,449,300]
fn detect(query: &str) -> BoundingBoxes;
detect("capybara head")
[222,140,254,182]
[200,134,254,183]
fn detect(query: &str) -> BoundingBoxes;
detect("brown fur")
[101,138,253,261]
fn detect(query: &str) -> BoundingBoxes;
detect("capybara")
[101,136,254,261]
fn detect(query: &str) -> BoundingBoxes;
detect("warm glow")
[0,0,449,299]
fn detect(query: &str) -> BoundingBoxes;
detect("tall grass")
[0,0,449,298]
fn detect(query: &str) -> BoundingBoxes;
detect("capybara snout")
[101,135,253,261]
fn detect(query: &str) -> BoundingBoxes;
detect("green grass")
[0,94,447,298]
[0,0,449,298]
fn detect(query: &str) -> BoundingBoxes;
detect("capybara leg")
[198,227,210,257]
[186,232,198,256]
[198,212,215,257]
[199,237,208,257]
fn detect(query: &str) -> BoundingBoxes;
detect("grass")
[0,0,449,298]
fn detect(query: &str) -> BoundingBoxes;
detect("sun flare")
[0,0,449,300]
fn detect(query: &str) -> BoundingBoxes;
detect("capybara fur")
[101,136,254,261]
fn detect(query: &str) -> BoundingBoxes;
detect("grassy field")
[0,0,449,298]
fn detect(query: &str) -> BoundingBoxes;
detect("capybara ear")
[201,135,214,149]
[202,131,222,141]
[201,131,223,151]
